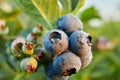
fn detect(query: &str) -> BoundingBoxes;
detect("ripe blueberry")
[45,62,69,80]
[53,51,81,76]
[43,30,68,55]
[69,30,93,69]
[57,14,83,36]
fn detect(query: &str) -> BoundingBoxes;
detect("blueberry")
[57,14,83,36]
[69,30,93,69]
[11,37,25,56]
[26,33,38,43]
[32,24,44,34]
[34,48,45,61]
[45,62,69,80]
[43,30,68,55]
[20,57,37,73]
[53,51,81,76]
[45,62,54,79]
[22,42,34,55]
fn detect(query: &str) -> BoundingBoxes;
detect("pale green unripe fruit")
[32,25,44,34]
[22,42,34,55]
[26,33,38,43]
[20,57,37,73]
[11,37,25,56]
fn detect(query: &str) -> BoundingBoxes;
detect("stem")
[14,72,26,80]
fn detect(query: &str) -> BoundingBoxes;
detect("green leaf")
[16,0,85,30]
[59,0,71,14]
[71,0,79,11]
[16,0,60,30]
[32,0,60,28]
[80,7,101,22]
[72,0,85,15]
[59,0,85,15]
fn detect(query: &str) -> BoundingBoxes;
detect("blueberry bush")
[0,0,120,80]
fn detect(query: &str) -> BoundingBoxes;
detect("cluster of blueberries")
[44,14,93,80]
[11,25,44,72]
[10,14,92,80]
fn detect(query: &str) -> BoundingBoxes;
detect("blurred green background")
[0,0,120,80]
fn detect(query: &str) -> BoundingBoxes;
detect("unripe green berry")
[26,33,38,43]
[11,37,25,56]
[20,57,37,73]
[34,48,45,61]
[32,25,44,34]
[22,42,34,55]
